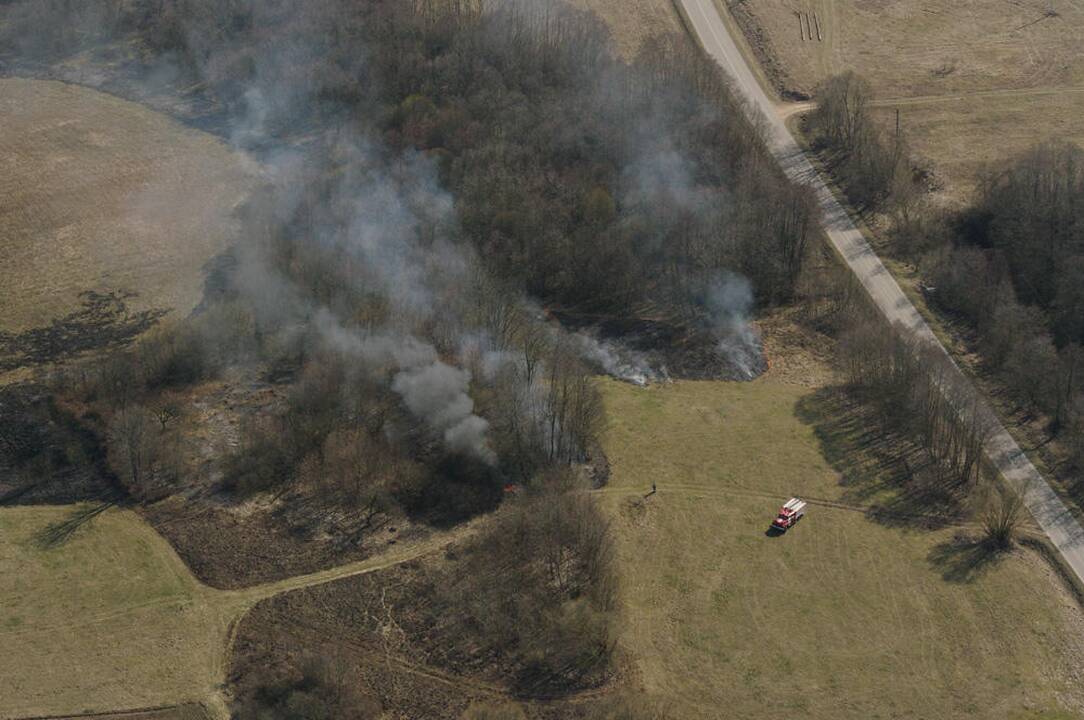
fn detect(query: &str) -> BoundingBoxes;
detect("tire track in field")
[870,83,1084,108]
[593,483,992,530]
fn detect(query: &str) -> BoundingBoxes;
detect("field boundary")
[1021,535,1084,609]
[10,704,205,720]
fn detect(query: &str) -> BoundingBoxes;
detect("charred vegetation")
[1,0,818,706]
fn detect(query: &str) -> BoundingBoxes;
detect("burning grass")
[596,376,1084,719]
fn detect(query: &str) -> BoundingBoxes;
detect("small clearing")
[597,376,1084,719]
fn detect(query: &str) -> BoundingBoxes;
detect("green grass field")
[0,505,237,719]
[0,502,464,719]
[597,378,1084,720]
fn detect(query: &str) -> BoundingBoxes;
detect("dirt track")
[2,514,477,720]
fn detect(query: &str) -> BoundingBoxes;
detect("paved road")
[678,0,1084,583]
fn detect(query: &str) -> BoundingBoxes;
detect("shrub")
[138,322,207,390]
[981,484,1025,550]
[234,655,381,720]
[439,476,617,693]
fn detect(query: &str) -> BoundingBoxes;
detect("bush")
[224,416,299,495]
[139,322,207,390]
[981,484,1025,550]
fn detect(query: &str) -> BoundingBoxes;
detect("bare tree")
[107,406,162,501]
[814,71,873,150]
[151,400,181,431]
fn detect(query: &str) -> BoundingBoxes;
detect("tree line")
[5,0,817,322]
[808,70,1084,487]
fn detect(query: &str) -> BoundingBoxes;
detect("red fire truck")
[771,497,807,532]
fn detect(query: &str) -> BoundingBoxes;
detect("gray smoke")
[313,311,496,465]
[574,332,667,386]
[224,79,493,462]
[392,362,495,465]
[706,272,764,380]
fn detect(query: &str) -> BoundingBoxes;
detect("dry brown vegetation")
[51,707,214,720]
[0,78,254,382]
[565,0,682,58]
[228,477,630,719]
[723,0,1084,200]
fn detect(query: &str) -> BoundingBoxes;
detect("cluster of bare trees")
[923,142,1084,472]
[431,475,616,694]
[810,72,913,213]
[105,405,180,502]
[839,319,991,489]
[833,311,1033,546]
[808,72,1080,528]
[131,0,812,317]
[813,78,1083,463]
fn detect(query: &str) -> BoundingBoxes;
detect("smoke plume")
[706,272,765,380]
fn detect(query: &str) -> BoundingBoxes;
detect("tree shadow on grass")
[926,535,1006,583]
[33,498,119,550]
[794,387,968,530]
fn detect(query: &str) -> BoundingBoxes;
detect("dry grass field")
[567,0,682,58]
[0,79,254,368]
[869,90,1084,200]
[596,376,1084,719]
[0,505,238,719]
[0,500,468,719]
[715,0,1084,199]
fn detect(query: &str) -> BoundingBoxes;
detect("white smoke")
[314,310,495,464]
[706,272,764,380]
[574,331,668,386]
[392,363,494,464]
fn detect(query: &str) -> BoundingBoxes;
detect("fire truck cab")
[771,497,806,532]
